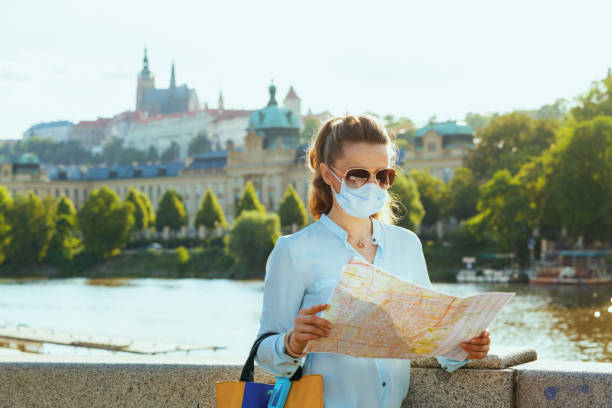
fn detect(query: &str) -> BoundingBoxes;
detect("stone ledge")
[410,346,537,369]
[514,360,612,408]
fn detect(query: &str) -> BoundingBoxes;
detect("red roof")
[285,85,299,100]
[75,118,112,127]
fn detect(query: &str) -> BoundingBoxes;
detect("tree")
[161,141,180,162]
[389,172,424,230]
[138,190,155,229]
[277,184,308,229]
[235,181,265,217]
[228,210,281,277]
[409,168,448,226]
[194,188,227,230]
[571,69,612,122]
[465,112,557,182]
[0,186,12,265]
[125,187,149,232]
[78,186,135,258]
[188,131,213,156]
[466,170,533,264]
[155,189,188,232]
[300,117,321,143]
[46,195,80,264]
[6,192,53,266]
[549,116,612,243]
[447,167,479,221]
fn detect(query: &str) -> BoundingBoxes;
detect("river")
[0,278,610,362]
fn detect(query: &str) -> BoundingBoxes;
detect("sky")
[1,0,611,140]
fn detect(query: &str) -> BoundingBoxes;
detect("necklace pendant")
[357,241,365,249]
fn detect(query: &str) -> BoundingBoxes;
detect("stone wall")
[1,348,611,407]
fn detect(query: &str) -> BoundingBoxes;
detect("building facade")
[22,121,74,143]
[401,121,475,182]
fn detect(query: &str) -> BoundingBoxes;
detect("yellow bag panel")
[215,374,323,408]
[215,381,246,408]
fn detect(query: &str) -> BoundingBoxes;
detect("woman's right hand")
[288,303,334,355]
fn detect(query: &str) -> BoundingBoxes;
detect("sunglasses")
[329,165,396,189]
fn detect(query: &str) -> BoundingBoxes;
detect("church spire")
[139,47,151,79]
[218,90,224,112]
[170,62,176,88]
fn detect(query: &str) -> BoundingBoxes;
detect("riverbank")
[0,240,478,282]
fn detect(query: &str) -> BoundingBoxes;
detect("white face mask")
[329,169,388,218]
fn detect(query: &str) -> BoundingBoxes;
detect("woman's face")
[320,141,390,194]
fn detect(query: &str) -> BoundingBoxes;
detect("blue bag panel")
[242,382,274,408]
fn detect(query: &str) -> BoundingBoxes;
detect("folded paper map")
[304,259,514,360]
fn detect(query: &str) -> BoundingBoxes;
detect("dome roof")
[248,83,300,130]
[17,153,40,164]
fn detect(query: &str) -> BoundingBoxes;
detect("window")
[428,142,437,151]
[134,169,142,177]
[65,189,69,197]
[74,189,79,200]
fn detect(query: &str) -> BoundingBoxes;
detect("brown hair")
[306,114,399,224]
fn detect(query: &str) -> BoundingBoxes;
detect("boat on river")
[456,267,527,283]
[528,250,611,285]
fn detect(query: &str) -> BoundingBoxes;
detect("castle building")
[22,121,73,143]
[2,84,312,227]
[135,49,200,115]
[401,120,475,182]
[205,91,254,149]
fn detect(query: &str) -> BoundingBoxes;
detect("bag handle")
[239,332,303,383]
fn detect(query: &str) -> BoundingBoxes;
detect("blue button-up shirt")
[255,213,467,408]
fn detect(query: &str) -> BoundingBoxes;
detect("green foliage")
[465,112,493,133]
[98,139,158,165]
[277,184,308,229]
[409,168,448,226]
[466,170,533,264]
[155,189,188,232]
[137,190,155,228]
[466,112,557,182]
[0,186,11,265]
[389,172,424,230]
[300,116,321,143]
[46,195,80,265]
[6,192,53,266]
[125,187,149,231]
[188,132,213,156]
[235,181,265,218]
[195,188,227,230]
[447,167,479,221]
[549,116,612,243]
[78,186,135,259]
[161,141,180,162]
[174,246,190,264]
[571,69,612,122]
[228,210,281,277]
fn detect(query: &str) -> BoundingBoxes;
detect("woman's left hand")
[460,329,491,360]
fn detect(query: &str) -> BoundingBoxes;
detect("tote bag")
[215,332,323,408]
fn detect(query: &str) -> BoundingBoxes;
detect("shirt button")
[382,382,386,387]
[293,360,298,363]
[287,372,292,376]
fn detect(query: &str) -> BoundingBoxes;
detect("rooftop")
[415,121,473,137]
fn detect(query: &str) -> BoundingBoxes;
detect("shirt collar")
[319,213,385,249]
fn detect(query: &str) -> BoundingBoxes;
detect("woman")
[255,115,490,407]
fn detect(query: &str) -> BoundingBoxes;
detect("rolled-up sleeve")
[411,232,469,374]
[254,236,306,377]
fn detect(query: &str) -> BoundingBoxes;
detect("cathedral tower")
[136,48,156,111]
